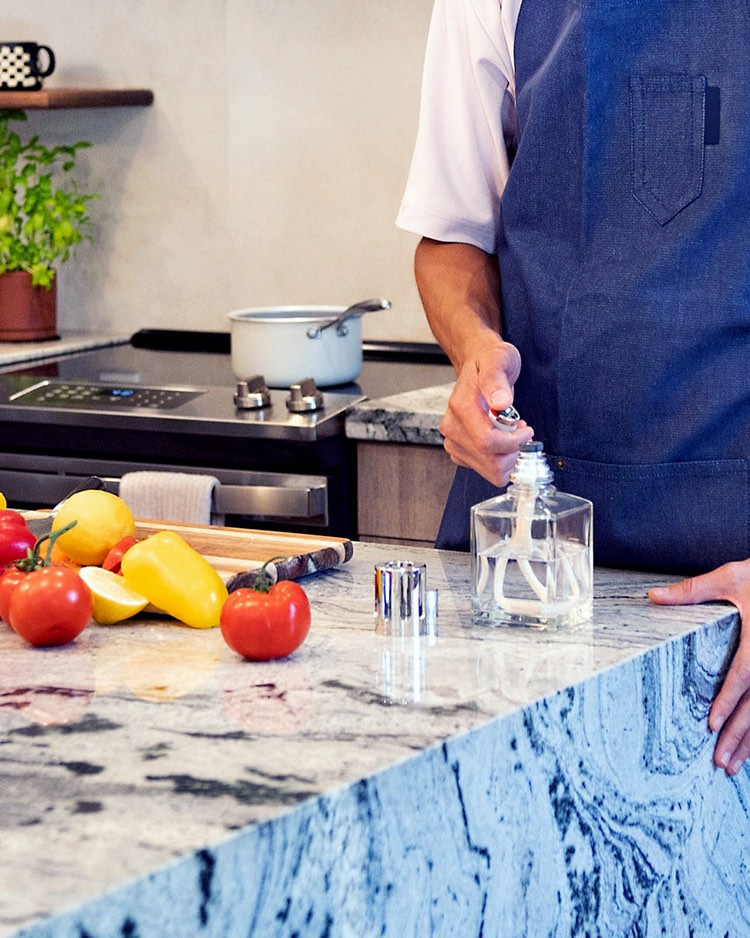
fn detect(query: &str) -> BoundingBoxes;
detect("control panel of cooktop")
[9,380,205,410]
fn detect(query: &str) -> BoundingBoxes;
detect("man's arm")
[414,237,533,487]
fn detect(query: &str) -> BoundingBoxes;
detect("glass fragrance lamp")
[470,441,593,629]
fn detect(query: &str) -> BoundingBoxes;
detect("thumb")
[473,344,520,412]
[480,373,514,414]
[648,572,728,607]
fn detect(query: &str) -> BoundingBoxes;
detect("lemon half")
[79,567,149,625]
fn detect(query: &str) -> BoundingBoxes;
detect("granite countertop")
[1,541,747,937]
[0,334,129,372]
[345,383,453,445]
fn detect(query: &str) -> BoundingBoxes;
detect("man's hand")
[649,562,750,775]
[439,340,534,487]
[413,237,534,485]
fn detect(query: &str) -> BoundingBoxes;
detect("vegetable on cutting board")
[0,509,37,567]
[120,530,228,630]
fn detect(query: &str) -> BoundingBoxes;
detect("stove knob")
[286,377,324,413]
[234,376,271,410]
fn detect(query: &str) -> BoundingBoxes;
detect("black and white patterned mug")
[0,42,55,91]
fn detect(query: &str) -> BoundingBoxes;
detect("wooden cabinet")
[356,441,455,547]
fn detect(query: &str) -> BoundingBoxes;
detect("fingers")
[438,345,534,485]
[647,561,748,606]
[648,562,750,775]
[713,689,750,774]
[442,423,533,487]
[709,619,750,729]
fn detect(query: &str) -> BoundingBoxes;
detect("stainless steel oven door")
[0,453,328,529]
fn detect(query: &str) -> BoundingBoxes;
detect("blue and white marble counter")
[345,383,452,445]
[0,333,128,372]
[1,542,747,937]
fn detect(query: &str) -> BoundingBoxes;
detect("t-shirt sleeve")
[396,0,514,254]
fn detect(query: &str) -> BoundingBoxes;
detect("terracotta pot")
[0,271,57,341]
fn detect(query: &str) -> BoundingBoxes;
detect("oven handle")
[111,479,328,521]
[0,464,328,523]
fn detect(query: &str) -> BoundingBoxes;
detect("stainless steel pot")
[228,299,390,388]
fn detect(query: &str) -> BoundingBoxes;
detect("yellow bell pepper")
[120,531,228,629]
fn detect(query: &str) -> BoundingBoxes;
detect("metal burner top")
[0,349,366,442]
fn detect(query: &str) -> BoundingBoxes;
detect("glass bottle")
[470,441,593,629]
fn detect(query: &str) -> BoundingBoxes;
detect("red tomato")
[8,567,92,647]
[220,581,311,661]
[101,535,139,574]
[0,565,28,622]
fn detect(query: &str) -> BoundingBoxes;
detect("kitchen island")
[1,540,747,937]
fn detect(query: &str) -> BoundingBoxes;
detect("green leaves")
[0,110,98,286]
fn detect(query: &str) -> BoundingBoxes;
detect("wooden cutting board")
[133,520,354,590]
[22,511,354,590]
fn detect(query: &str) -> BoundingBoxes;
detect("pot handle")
[306,298,391,339]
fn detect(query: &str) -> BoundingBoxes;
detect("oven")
[0,330,454,538]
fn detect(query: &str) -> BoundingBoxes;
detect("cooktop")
[0,332,455,443]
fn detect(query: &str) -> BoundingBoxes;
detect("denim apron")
[437,0,750,574]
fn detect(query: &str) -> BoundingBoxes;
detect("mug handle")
[36,45,56,78]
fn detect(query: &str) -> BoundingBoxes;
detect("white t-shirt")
[396,0,524,254]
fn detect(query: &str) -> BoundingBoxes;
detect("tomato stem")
[16,519,77,572]
[254,555,288,593]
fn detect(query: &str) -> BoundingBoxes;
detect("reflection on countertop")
[0,540,745,937]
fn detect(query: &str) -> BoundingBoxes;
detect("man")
[397,0,750,775]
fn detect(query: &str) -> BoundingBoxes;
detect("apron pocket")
[629,73,706,225]
[553,455,749,574]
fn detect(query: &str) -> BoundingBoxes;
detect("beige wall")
[3,1,435,342]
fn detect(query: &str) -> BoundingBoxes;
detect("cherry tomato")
[0,564,28,622]
[8,567,92,647]
[0,514,36,567]
[220,581,311,660]
[101,535,139,575]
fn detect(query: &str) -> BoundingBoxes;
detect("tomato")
[0,564,28,622]
[101,535,139,574]
[0,512,36,567]
[8,567,92,647]
[220,581,311,660]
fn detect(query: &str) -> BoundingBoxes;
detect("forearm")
[413,237,532,487]
[414,237,510,372]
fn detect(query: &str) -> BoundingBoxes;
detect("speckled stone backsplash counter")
[1,542,748,937]
[0,334,128,372]
[345,383,453,445]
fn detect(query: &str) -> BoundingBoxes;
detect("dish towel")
[118,471,225,526]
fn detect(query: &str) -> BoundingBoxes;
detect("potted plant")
[0,109,97,341]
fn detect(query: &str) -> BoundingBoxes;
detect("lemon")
[0,492,6,510]
[51,490,135,566]
[79,566,149,625]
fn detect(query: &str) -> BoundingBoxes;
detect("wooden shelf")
[0,88,153,110]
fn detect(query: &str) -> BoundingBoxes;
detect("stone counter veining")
[1,541,747,937]
[345,383,453,445]
[0,334,128,372]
